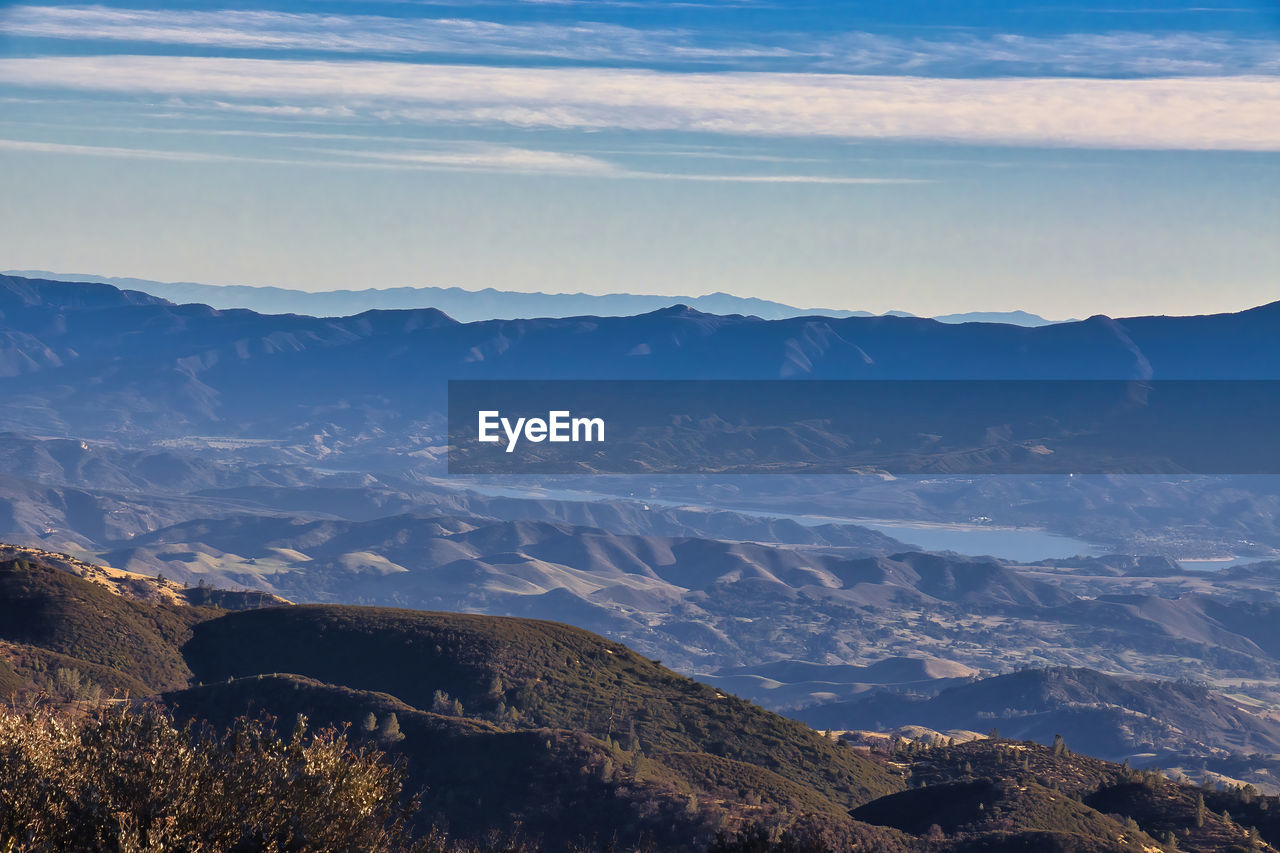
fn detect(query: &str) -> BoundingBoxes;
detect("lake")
[444,479,1103,563]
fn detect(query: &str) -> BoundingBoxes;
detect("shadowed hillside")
[181,604,903,811]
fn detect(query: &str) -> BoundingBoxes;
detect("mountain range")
[3,273,1279,449]
[3,270,1062,325]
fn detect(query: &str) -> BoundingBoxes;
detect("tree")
[377,712,405,744]
[431,690,464,716]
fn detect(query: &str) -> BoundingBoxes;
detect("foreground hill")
[0,556,210,693]
[180,604,902,812]
[10,552,1280,850]
[0,554,908,848]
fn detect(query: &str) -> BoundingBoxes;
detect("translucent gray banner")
[447,380,1280,474]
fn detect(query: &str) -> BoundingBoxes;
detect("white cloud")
[2,55,1279,150]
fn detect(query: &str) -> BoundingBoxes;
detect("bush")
[0,704,418,852]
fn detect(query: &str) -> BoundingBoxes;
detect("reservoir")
[444,479,1102,563]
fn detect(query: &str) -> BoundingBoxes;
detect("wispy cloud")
[809,30,1280,77]
[0,136,627,174]
[0,137,263,163]
[329,144,621,174]
[0,135,911,184]
[0,5,771,64]
[336,146,919,181]
[210,101,358,118]
[2,55,1278,150]
[3,5,1278,76]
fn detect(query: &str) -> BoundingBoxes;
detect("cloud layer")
[3,55,1279,150]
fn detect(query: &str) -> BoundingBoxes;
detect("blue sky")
[1,0,1277,318]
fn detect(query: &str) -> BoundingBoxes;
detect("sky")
[0,1,1278,318]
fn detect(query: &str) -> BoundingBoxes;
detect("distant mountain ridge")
[2,273,1279,445]
[3,269,1063,325]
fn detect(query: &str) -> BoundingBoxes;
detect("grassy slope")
[163,674,917,851]
[0,640,153,698]
[182,605,904,808]
[0,559,214,690]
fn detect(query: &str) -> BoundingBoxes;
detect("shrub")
[0,704,418,852]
